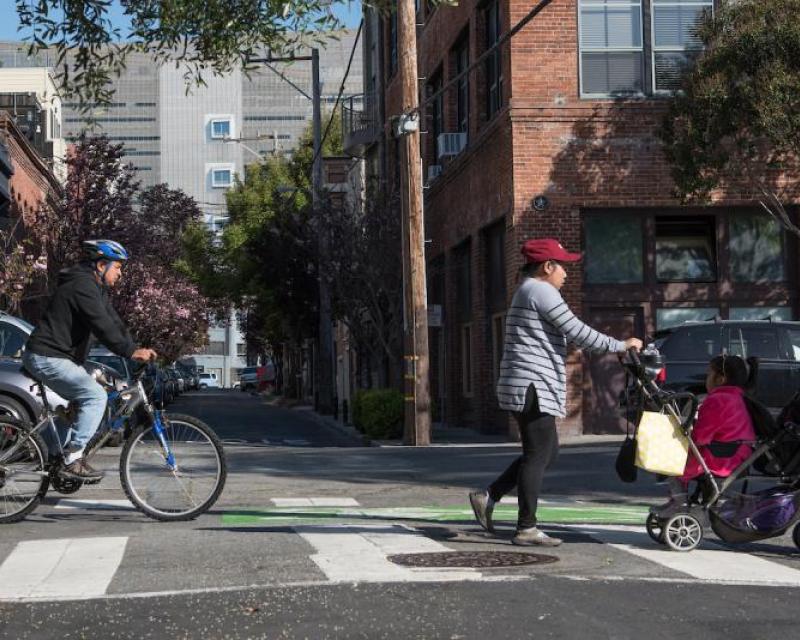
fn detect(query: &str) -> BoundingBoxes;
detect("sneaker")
[511,527,563,547]
[469,491,495,533]
[60,458,104,482]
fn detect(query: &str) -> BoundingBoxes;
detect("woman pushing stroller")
[655,354,759,517]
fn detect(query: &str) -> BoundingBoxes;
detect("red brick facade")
[375,0,800,435]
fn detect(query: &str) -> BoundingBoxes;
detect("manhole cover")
[387,551,559,568]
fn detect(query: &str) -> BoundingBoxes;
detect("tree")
[0,218,48,314]
[659,0,800,232]
[15,0,347,105]
[44,134,213,360]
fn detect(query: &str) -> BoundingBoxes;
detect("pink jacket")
[682,385,756,481]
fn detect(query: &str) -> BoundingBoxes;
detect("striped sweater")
[496,278,626,417]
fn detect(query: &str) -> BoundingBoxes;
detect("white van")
[198,372,220,389]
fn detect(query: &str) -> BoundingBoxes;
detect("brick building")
[345,0,799,435]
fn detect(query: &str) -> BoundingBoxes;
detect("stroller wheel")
[646,513,665,544]
[793,523,800,551]
[664,513,703,552]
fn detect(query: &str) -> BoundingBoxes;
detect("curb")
[289,406,373,447]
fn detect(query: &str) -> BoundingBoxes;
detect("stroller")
[621,348,800,552]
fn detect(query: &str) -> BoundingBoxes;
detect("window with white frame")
[211,168,233,188]
[651,0,713,92]
[211,118,232,139]
[579,0,712,97]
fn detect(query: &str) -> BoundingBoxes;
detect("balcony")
[342,93,381,157]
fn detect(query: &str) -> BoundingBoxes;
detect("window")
[236,343,246,357]
[211,168,233,188]
[484,221,506,313]
[485,0,503,118]
[651,0,713,92]
[656,308,719,330]
[454,241,472,321]
[578,0,712,97]
[491,313,505,385]
[787,329,800,361]
[211,119,231,139]
[729,327,780,360]
[579,0,644,96]
[730,213,785,283]
[659,323,721,359]
[655,215,716,282]
[584,214,643,283]
[202,341,225,356]
[428,70,444,153]
[729,307,792,322]
[455,37,469,134]
[0,322,28,358]
[461,323,473,397]
[389,7,398,77]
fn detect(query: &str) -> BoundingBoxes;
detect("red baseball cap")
[521,238,581,264]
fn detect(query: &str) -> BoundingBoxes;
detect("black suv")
[655,320,800,412]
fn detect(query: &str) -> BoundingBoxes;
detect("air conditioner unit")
[436,132,467,160]
[427,164,442,182]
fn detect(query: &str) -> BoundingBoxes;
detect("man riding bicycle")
[23,240,157,482]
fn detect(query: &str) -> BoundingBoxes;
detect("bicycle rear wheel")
[0,419,49,524]
[120,413,226,521]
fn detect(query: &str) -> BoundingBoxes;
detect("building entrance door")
[582,307,643,434]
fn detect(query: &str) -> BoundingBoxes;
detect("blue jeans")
[22,352,107,451]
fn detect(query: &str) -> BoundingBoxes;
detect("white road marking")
[0,537,128,600]
[295,524,479,583]
[271,497,361,507]
[575,524,800,586]
[54,499,135,510]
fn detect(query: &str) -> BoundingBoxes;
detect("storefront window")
[584,214,643,283]
[730,214,785,283]
[655,215,716,282]
[656,307,719,330]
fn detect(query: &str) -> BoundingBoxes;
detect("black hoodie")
[26,263,136,363]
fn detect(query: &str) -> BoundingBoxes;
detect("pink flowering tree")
[0,217,48,314]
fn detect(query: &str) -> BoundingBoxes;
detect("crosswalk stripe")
[578,524,800,586]
[271,497,360,507]
[0,537,128,600]
[295,524,479,583]
[55,499,135,510]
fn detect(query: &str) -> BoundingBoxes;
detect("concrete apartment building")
[345,0,799,435]
[0,33,362,386]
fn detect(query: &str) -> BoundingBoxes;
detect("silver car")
[0,312,67,421]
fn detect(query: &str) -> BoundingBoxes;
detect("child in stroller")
[622,348,800,552]
[654,354,758,518]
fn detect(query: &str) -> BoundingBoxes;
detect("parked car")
[238,366,259,392]
[653,320,800,413]
[198,372,220,389]
[177,363,199,390]
[0,312,68,421]
[169,367,186,393]
[163,368,180,399]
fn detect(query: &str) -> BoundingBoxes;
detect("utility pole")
[248,49,334,415]
[311,48,334,416]
[397,0,431,445]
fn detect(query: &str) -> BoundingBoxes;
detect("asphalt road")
[1,390,798,639]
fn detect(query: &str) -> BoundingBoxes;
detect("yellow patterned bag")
[634,411,689,476]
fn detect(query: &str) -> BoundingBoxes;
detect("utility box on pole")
[397,0,432,445]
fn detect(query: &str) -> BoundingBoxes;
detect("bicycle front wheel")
[0,419,49,524]
[120,413,226,521]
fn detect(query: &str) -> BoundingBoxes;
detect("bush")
[351,388,404,440]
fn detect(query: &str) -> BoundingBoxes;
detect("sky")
[0,1,362,42]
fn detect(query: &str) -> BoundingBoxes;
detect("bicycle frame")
[0,374,178,473]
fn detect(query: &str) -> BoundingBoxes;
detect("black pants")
[488,386,559,529]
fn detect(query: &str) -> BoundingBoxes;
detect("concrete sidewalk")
[284,399,624,448]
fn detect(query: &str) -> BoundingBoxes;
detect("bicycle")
[0,362,227,524]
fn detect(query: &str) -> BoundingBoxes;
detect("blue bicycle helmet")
[82,239,130,262]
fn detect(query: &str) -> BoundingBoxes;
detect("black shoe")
[60,459,104,482]
[469,491,495,533]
